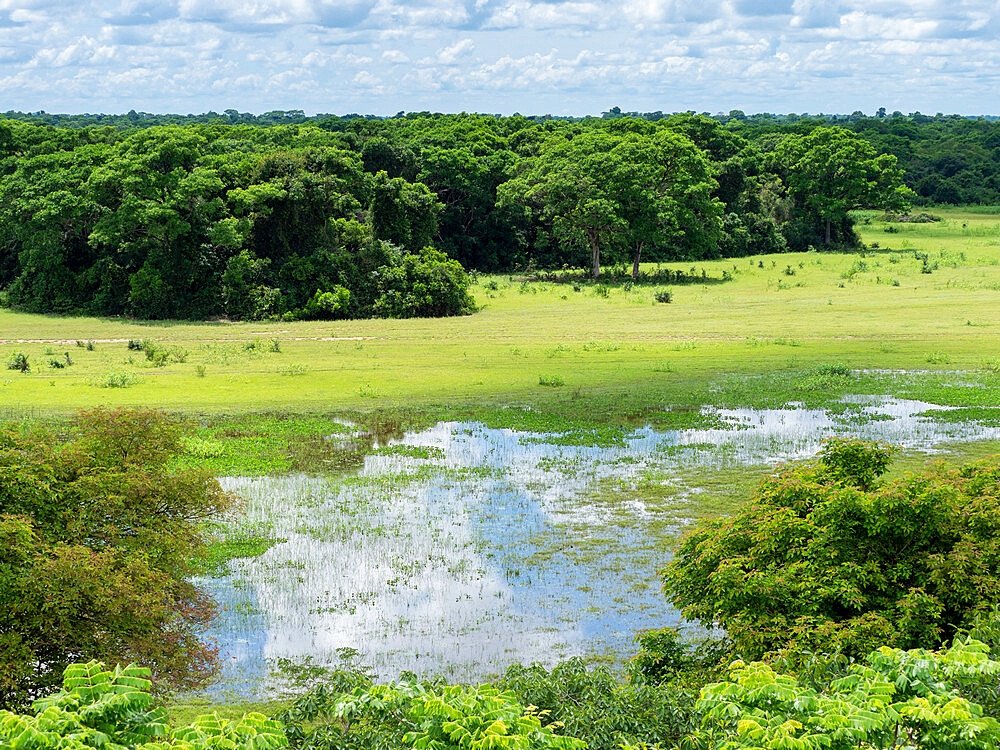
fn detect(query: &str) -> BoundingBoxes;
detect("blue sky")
[1,0,997,116]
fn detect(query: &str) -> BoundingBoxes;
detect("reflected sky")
[195,396,1000,698]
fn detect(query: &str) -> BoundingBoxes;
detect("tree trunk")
[825,219,831,245]
[589,231,601,279]
[632,243,643,279]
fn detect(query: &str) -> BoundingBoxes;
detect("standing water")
[197,397,1000,698]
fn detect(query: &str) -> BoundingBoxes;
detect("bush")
[278,670,585,750]
[654,289,672,303]
[6,352,29,372]
[661,438,1000,661]
[679,638,1000,750]
[372,247,476,318]
[498,658,696,750]
[0,660,287,750]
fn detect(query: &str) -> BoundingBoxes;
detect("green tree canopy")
[774,127,910,245]
[661,438,1000,661]
[0,408,232,710]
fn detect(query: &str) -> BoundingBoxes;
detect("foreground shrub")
[0,408,232,709]
[674,638,1000,750]
[498,658,697,750]
[661,438,1000,660]
[0,660,286,750]
[278,669,585,750]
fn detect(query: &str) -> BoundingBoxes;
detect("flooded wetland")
[195,381,1000,699]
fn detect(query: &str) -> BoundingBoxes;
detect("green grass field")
[2,207,999,417]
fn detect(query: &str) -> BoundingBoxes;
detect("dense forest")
[0,108,964,320]
[7,108,997,203]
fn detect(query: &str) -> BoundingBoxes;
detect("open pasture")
[1,207,1000,415]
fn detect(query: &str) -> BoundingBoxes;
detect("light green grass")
[1,206,998,415]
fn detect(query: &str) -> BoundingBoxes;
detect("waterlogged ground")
[196,396,1000,699]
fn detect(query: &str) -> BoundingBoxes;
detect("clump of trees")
[0,408,230,710]
[0,123,474,320]
[0,114,909,316]
[661,438,1000,661]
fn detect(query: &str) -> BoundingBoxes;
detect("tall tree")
[775,127,909,245]
[499,128,722,278]
[0,408,232,709]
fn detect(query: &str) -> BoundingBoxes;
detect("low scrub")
[0,661,286,750]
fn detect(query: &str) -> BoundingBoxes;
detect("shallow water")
[197,396,1000,698]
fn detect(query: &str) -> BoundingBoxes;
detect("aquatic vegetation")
[192,393,1000,700]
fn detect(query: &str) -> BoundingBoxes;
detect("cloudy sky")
[1,0,997,116]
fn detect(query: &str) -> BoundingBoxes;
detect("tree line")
[0,113,909,319]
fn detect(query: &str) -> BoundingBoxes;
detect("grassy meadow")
[1,207,999,418]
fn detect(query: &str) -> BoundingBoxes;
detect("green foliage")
[0,115,922,308]
[661,439,1000,661]
[774,128,910,247]
[371,248,476,318]
[499,127,723,278]
[0,123,471,321]
[296,287,351,320]
[681,638,1000,750]
[0,408,232,709]
[6,352,29,372]
[497,658,697,750]
[0,660,287,750]
[278,672,585,750]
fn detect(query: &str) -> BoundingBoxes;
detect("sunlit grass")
[2,207,999,415]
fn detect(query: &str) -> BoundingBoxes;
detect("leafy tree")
[661,438,1000,661]
[604,128,723,275]
[369,171,441,254]
[774,127,910,245]
[500,128,721,278]
[0,408,231,709]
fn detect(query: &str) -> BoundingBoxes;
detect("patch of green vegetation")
[520,426,630,448]
[370,444,445,460]
[164,700,290,727]
[647,408,734,431]
[196,522,287,577]
[915,406,1000,426]
[170,414,357,476]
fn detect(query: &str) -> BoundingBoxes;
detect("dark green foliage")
[661,439,1000,661]
[0,121,471,321]
[497,658,696,750]
[0,113,915,312]
[773,128,909,248]
[278,659,693,750]
[371,247,476,318]
[6,352,29,372]
[0,408,232,709]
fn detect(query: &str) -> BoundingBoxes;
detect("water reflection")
[198,397,1000,698]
